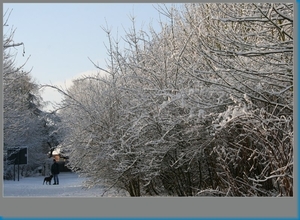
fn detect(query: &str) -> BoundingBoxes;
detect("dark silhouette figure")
[51,159,60,185]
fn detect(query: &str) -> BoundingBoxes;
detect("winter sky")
[3,3,175,111]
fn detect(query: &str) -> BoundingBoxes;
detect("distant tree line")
[3,10,61,179]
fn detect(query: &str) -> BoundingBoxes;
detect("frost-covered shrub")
[212,99,293,196]
[56,3,293,197]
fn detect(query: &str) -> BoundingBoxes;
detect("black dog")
[43,175,53,185]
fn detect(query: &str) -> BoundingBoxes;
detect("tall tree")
[3,11,49,179]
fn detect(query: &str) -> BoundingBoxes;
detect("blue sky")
[3,3,176,111]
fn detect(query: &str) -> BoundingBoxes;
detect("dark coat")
[51,162,60,175]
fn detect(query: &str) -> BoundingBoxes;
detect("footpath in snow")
[3,172,128,197]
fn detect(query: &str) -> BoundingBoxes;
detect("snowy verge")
[3,172,128,197]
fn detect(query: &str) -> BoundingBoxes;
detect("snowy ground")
[3,172,128,197]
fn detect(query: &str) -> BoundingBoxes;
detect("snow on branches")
[56,3,293,196]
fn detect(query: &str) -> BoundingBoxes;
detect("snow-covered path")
[3,172,128,197]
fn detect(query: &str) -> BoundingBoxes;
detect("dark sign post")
[7,147,28,181]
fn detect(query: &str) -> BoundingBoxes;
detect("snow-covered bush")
[212,97,293,196]
[56,3,293,196]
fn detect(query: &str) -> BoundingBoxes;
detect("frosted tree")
[57,3,293,196]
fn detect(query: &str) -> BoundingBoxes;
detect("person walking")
[51,159,60,185]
